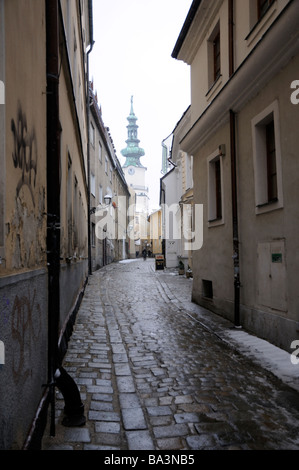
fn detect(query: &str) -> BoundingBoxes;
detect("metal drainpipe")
[229,0,234,78]
[228,1,241,327]
[230,109,241,328]
[87,36,94,276]
[46,0,85,435]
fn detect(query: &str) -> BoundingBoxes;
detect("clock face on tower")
[128,167,135,175]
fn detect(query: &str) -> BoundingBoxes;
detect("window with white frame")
[207,22,221,89]
[257,0,274,20]
[252,100,283,214]
[208,148,224,225]
[90,173,95,196]
[248,0,275,30]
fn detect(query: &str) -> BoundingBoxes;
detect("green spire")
[121,96,145,167]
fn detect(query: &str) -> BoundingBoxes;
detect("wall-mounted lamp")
[90,194,112,214]
[104,194,112,205]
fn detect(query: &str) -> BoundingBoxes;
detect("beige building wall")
[149,209,162,255]
[0,0,92,449]
[237,53,299,345]
[89,87,130,268]
[0,0,48,450]
[58,0,89,334]
[191,121,234,315]
[4,0,47,274]
[174,0,299,351]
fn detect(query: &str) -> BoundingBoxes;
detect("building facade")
[173,0,299,351]
[121,97,149,257]
[160,107,194,270]
[89,83,130,270]
[148,208,163,257]
[0,0,92,449]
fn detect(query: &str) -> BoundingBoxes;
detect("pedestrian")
[142,248,147,260]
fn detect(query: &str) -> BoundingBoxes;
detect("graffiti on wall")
[11,290,41,385]
[11,103,38,206]
[0,295,10,324]
[0,296,9,369]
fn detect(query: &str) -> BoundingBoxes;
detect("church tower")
[121,97,149,255]
[121,96,146,182]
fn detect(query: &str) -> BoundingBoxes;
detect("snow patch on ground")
[119,259,139,264]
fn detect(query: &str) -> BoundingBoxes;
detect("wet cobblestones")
[42,259,299,451]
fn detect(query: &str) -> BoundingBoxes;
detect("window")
[265,121,277,202]
[208,149,224,224]
[67,153,73,253]
[110,165,113,183]
[214,159,222,219]
[105,155,108,175]
[91,222,95,246]
[208,22,221,89]
[99,141,102,163]
[257,0,274,19]
[213,31,221,82]
[202,280,213,299]
[90,173,95,196]
[99,185,103,205]
[252,100,283,214]
[90,122,95,147]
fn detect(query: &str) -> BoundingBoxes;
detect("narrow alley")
[42,259,299,452]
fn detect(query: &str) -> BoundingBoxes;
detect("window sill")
[206,75,223,100]
[245,2,277,46]
[255,198,283,215]
[208,217,224,228]
[256,197,278,208]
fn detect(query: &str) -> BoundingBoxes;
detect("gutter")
[172,0,202,59]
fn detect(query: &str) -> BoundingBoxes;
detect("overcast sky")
[89,0,192,210]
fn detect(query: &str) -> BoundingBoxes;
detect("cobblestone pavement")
[42,258,299,451]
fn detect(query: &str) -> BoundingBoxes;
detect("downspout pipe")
[229,1,241,327]
[230,109,241,328]
[46,0,85,435]
[229,0,234,77]
[87,0,94,276]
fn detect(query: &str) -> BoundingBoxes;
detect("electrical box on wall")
[272,253,282,263]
